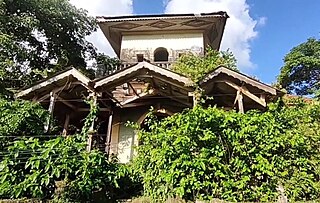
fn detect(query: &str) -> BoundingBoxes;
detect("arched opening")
[154,47,169,62]
[138,108,173,132]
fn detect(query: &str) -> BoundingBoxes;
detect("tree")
[277,38,320,97]
[172,47,238,83]
[0,0,97,91]
[95,53,121,78]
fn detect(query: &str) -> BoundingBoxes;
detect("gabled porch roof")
[200,66,284,110]
[94,62,194,108]
[200,66,282,96]
[16,67,93,100]
[94,61,193,91]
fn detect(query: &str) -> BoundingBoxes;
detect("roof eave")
[16,68,92,98]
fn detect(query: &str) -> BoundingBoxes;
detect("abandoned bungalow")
[17,12,283,163]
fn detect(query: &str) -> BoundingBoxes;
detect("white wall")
[121,33,204,61]
[122,33,203,50]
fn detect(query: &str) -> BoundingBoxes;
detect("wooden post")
[62,113,70,137]
[109,112,120,156]
[44,91,56,132]
[238,90,244,113]
[86,93,97,152]
[260,94,266,105]
[189,91,200,107]
[86,132,93,152]
[105,112,113,155]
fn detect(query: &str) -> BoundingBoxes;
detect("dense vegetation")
[0,98,141,202]
[1,0,320,201]
[134,99,320,202]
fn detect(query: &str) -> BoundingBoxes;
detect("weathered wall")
[110,107,149,163]
[120,33,204,62]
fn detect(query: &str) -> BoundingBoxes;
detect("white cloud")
[165,0,265,70]
[70,0,133,56]
[257,17,267,27]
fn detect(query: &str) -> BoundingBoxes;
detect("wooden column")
[105,112,113,155]
[109,111,120,156]
[86,93,97,152]
[44,91,56,132]
[62,113,70,137]
[189,91,200,107]
[237,90,244,113]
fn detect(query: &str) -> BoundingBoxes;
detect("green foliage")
[0,99,49,147]
[0,0,97,89]
[0,135,85,199]
[172,47,238,83]
[134,102,320,202]
[0,136,142,201]
[277,38,320,97]
[0,97,142,201]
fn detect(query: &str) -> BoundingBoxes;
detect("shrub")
[0,99,49,137]
[134,101,320,202]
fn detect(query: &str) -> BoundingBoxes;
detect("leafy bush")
[134,101,320,202]
[0,99,49,137]
[0,99,50,150]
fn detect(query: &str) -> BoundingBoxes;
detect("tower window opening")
[137,54,144,62]
[154,47,169,62]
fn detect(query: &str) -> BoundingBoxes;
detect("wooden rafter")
[120,90,156,106]
[158,90,192,108]
[127,82,139,96]
[140,74,191,91]
[105,91,123,107]
[122,101,154,108]
[219,80,267,107]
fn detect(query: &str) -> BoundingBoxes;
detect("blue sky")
[71,0,320,84]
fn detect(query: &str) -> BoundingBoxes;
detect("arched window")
[154,47,169,62]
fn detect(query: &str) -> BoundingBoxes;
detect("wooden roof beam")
[56,96,77,110]
[158,90,192,108]
[220,80,267,107]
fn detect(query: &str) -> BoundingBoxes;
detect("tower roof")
[97,11,229,57]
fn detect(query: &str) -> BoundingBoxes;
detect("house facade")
[17,12,283,163]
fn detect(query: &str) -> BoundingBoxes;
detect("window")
[137,54,144,62]
[154,47,169,62]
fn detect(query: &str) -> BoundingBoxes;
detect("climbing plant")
[172,47,238,83]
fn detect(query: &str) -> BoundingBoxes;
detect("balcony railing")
[121,61,172,69]
[96,61,173,77]
[152,61,172,69]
